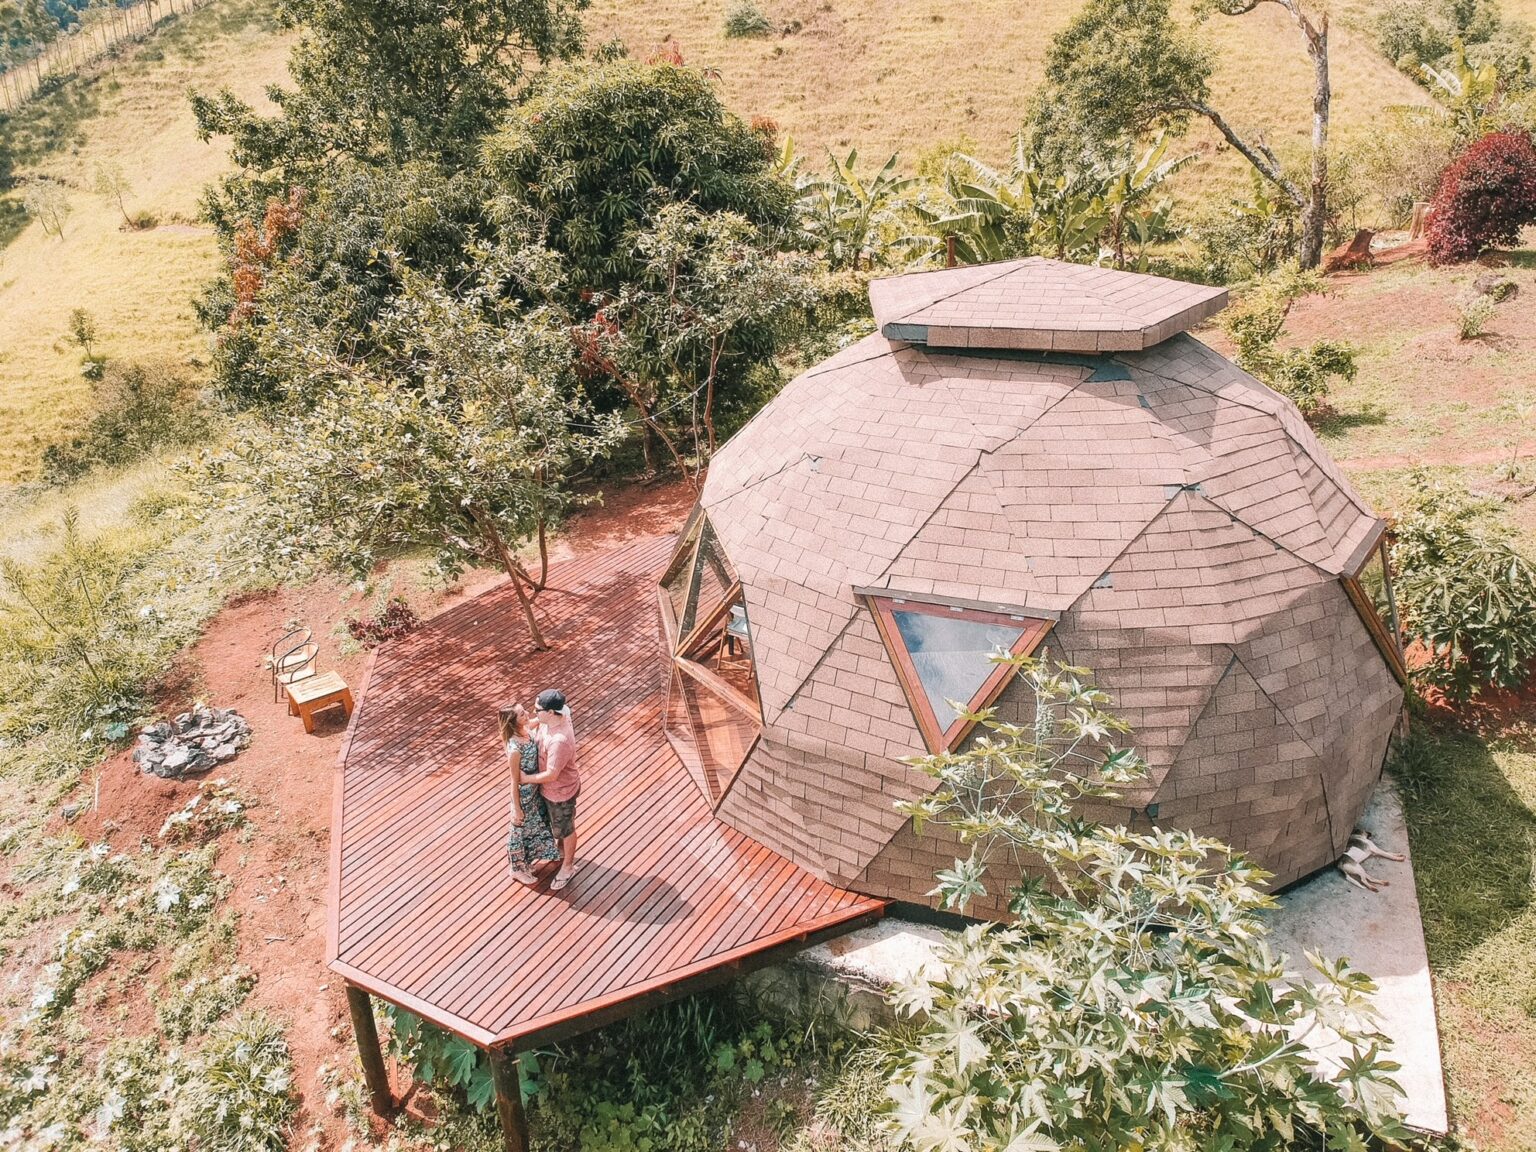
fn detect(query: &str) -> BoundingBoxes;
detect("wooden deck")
[327,533,884,1049]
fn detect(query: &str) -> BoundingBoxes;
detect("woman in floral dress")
[500,703,560,885]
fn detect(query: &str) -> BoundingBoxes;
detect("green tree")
[210,268,625,650]
[1035,0,1335,269]
[581,202,815,466]
[482,57,794,296]
[888,659,1410,1151]
[192,0,587,184]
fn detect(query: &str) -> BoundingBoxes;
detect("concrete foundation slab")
[1263,782,1448,1135]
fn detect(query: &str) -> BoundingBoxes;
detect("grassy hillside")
[586,0,1432,181]
[0,0,290,483]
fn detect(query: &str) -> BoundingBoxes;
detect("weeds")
[1456,293,1496,340]
[724,1,774,38]
[178,1012,298,1152]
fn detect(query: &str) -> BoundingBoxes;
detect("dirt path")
[59,475,695,1148]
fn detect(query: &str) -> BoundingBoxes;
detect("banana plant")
[1101,132,1195,269]
[1422,40,1505,140]
[796,148,916,271]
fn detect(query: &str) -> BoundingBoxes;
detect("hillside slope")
[0,0,291,482]
[587,0,1432,176]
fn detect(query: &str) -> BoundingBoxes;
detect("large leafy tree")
[211,267,625,650]
[1035,0,1335,269]
[887,659,1410,1150]
[193,0,588,185]
[481,57,795,296]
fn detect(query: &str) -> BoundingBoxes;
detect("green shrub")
[724,1,774,37]
[1220,266,1356,420]
[1457,292,1497,338]
[177,1012,297,1152]
[42,358,210,482]
[1392,474,1536,698]
[0,508,161,734]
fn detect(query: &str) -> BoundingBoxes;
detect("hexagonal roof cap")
[868,257,1230,353]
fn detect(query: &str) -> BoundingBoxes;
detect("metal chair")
[270,626,318,702]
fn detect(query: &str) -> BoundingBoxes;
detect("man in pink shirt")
[524,688,581,890]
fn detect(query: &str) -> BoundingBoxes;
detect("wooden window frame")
[1342,534,1408,687]
[659,511,764,806]
[866,595,1054,754]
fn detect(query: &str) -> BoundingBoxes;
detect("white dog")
[1336,828,1407,892]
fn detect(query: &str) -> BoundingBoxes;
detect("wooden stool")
[286,671,354,734]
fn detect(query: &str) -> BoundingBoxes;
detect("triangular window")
[659,513,762,805]
[869,595,1053,753]
[1342,532,1408,686]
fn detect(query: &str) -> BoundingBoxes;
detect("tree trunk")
[1297,10,1330,269]
[470,507,549,651]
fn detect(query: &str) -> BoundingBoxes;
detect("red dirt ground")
[51,475,695,1148]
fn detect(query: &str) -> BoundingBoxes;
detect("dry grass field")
[0,0,1467,485]
[586,0,1431,183]
[0,0,290,482]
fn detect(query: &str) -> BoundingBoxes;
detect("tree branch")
[1185,100,1306,207]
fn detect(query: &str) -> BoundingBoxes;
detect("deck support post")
[345,983,393,1116]
[488,1047,529,1152]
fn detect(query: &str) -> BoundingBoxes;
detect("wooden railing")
[0,0,215,113]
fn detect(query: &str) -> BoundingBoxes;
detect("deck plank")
[330,533,883,1046]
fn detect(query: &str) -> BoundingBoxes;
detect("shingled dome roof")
[869,256,1230,351]
[661,258,1404,914]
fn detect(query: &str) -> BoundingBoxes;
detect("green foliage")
[178,1012,297,1152]
[1220,266,1355,420]
[384,1005,501,1112]
[591,200,817,463]
[888,659,1410,1150]
[723,0,773,38]
[1391,473,1536,698]
[1457,291,1498,337]
[159,778,251,844]
[483,58,794,295]
[917,133,1189,270]
[0,507,159,735]
[206,268,624,644]
[795,148,916,270]
[1379,0,1534,94]
[21,175,71,238]
[42,359,211,482]
[534,991,811,1152]
[192,0,587,181]
[1031,0,1212,160]
[1192,175,1302,281]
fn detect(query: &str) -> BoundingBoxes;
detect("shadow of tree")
[1316,402,1389,438]
[1394,725,1536,967]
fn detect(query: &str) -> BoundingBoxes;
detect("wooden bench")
[286,671,354,734]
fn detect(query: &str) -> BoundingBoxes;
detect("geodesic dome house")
[658,258,1406,914]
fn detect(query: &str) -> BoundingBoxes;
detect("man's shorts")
[545,793,578,839]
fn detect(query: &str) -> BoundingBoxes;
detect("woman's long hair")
[498,702,529,746]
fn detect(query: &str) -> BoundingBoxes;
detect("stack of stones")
[134,706,252,780]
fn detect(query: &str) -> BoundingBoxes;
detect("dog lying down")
[1337,828,1407,892]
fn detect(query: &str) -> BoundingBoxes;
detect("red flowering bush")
[1427,129,1536,264]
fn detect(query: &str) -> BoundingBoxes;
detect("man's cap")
[536,689,567,713]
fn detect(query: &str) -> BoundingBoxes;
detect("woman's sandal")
[509,868,538,886]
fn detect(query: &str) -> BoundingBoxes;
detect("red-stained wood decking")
[327,533,884,1049]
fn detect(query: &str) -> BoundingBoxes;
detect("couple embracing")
[498,689,581,892]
